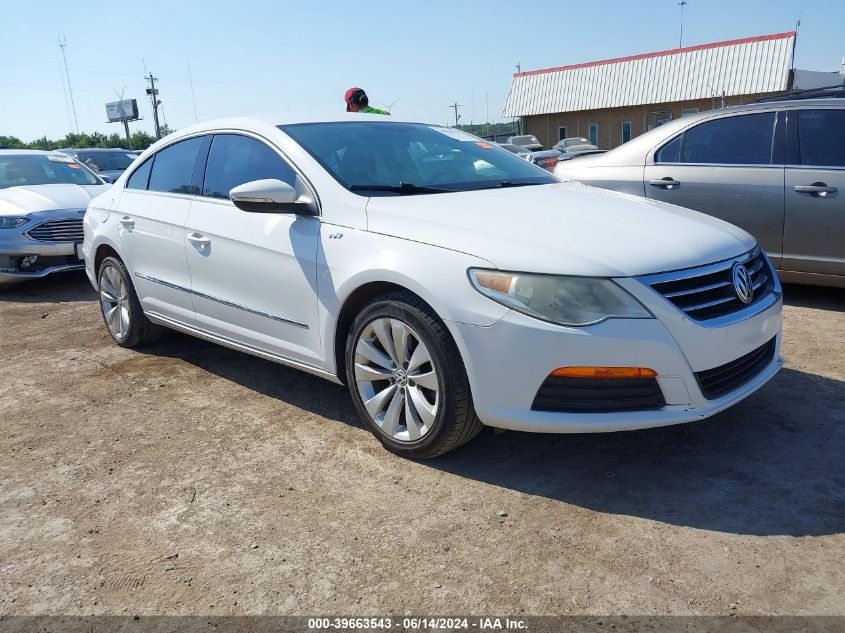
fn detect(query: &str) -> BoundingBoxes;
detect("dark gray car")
[58,148,138,183]
[555,99,845,288]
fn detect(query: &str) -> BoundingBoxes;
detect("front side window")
[656,135,681,163]
[0,154,99,189]
[588,124,598,146]
[126,157,153,190]
[202,134,297,199]
[681,112,775,165]
[280,122,555,195]
[797,109,845,167]
[147,137,203,195]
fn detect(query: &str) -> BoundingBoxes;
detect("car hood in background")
[365,182,756,277]
[0,184,110,216]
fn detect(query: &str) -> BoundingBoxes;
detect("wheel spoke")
[105,267,120,292]
[354,362,393,382]
[364,383,396,419]
[105,305,119,331]
[100,273,118,300]
[372,319,400,365]
[380,389,404,436]
[100,289,117,303]
[356,338,393,370]
[391,320,410,366]
[119,307,130,338]
[404,396,424,441]
[409,368,438,391]
[408,341,432,372]
[407,385,437,427]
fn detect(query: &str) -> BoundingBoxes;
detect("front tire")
[97,256,161,348]
[346,291,483,459]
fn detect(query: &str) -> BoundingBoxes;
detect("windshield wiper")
[496,180,541,188]
[349,182,454,195]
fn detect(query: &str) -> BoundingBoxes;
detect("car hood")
[0,184,110,217]
[365,182,756,277]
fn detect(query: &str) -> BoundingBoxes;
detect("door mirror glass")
[229,178,312,214]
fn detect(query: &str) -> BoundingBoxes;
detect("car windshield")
[76,151,135,171]
[0,154,100,189]
[511,136,539,145]
[499,144,530,154]
[564,138,590,147]
[281,122,556,195]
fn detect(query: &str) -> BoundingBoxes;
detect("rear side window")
[126,157,153,190]
[148,137,203,195]
[202,134,296,199]
[797,109,845,167]
[681,112,775,165]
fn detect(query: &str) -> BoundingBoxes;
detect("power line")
[188,62,199,122]
[57,35,79,133]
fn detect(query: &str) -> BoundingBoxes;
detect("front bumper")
[451,288,782,433]
[0,210,85,287]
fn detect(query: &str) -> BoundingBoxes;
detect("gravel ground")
[0,272,843,617]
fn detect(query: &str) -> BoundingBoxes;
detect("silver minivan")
[555,99,845,287]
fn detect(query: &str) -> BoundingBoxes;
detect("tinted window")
[281,122,555,195]
[202,134,296,199]
[797,109,845,167]
[656,135,681,163]
[77,151,135,171]
[148,137,203,195]
[126,157,153,190]
[681,112,775,165]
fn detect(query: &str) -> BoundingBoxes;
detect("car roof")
[72,147,133,152]
[0,149,73,157]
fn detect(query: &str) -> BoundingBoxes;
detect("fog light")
[550,366,657,379]
[20,255,40,270]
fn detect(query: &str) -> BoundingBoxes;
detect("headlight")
[0,217,29,229]
[469,269,652,327]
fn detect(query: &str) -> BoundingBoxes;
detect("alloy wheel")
[99,264,130,341]
[353,317,440,442]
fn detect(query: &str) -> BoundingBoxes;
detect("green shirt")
[360,106,389,115]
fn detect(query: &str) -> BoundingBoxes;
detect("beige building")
[503,32,808,150]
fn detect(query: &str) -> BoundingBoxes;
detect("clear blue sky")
[1,0,842,141]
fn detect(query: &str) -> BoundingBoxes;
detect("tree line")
[0,127,173,152]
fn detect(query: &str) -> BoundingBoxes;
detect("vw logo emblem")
[732,263,754,304]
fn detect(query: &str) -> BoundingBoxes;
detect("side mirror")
[229,178,317,215]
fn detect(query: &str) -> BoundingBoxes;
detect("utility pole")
[58,35,79,134]
[678,1,688,48]
[146,72,162,139]
[449,102,462,127]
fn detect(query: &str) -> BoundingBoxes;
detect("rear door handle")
[649,178,681,190]
[794,183,837,197]
[119,216,135,229]
[187,233,211,246]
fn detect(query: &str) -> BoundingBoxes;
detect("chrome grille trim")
[26,218,84,243]
[637,247,781,327]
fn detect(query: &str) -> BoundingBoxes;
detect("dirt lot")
[1,272,843,617]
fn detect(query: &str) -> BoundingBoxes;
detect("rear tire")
[345,291,483,459]
[97,256,162,348]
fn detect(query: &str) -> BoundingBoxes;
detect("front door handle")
[119,216,135,229]
[794,183,837,197]
[187,233,211,246]
[649,178,681,190]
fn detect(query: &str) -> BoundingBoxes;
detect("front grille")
[644,249,775,322]
[532,376,666,413]
[694,337,776,400]
[26,218,84,243]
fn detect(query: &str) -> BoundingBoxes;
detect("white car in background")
[1,150,108,287]
[83,114,783,458]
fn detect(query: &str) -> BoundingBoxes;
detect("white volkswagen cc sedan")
[82,114,783,458]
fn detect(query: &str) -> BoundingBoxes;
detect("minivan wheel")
[346,291,483,459]
[97,256,161,348]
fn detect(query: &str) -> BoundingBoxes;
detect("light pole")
[678,1,688,48]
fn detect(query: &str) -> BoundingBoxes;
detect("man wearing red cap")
[344,87,389,114]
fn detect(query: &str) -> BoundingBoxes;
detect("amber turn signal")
[550,366,657,379]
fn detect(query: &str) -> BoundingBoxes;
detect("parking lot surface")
[1,272,843,616]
